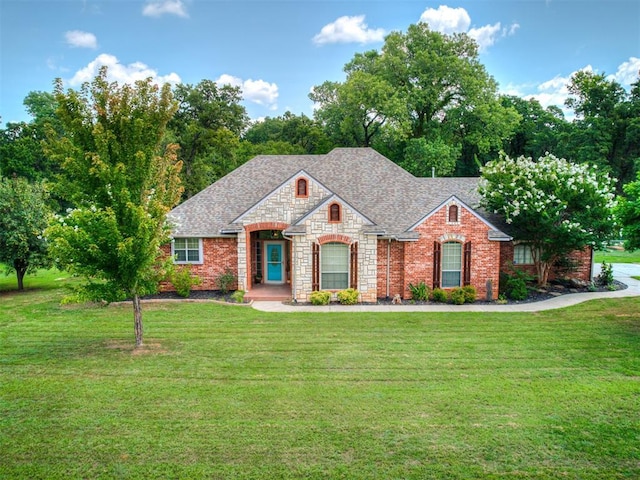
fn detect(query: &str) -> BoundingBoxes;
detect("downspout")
[282,233,296,302]
[386,239,391,299]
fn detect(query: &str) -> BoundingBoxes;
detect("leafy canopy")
[479,153,617,284]
[44,67,183,345]
[0,176,51,289]
[616,171,640,251]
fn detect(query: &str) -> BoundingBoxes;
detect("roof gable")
[408,195,512,241]
[167,148,509,239]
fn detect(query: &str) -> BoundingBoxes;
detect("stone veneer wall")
[236,175,330,292]
[292,204,378,303]
[404,201,502,300]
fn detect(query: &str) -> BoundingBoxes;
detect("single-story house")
[164,147,592,302]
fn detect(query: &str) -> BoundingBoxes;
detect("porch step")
[245,293,291,302]
[245,284,292,302]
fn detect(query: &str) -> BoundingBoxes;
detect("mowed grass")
[1,284,639,479]
[594,249,640,264]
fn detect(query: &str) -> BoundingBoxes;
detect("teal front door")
[265,242,284,283]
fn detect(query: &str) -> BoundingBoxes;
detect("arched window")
[329,203,341,222]
[296,178,308,197]
[448,204,459,223]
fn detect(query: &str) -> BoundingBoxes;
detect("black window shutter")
[433,241,441,289]
[463,241,472,286]
[312,243,319,291]
[350,242,358,289]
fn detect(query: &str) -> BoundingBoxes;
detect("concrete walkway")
[252,263,640,313]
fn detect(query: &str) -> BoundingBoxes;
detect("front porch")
[244,283,292,302]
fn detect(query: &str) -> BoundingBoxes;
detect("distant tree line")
[3,24,639,201]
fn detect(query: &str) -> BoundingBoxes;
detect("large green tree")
[616,170,640,251]
[169,80,248,198]
[480,153,617,285]
[243,111,333,154]
[310,70,407,148]
[563,70,639,190]
[44,67,183,347]
[499,95,568,160]
[0,176,51,290]
[0,91,61,182]
[312,23,519,175]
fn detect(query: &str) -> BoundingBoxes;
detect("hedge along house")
[165,148,592,302]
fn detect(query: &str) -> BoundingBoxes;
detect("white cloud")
[419,6,518,52]
[65,30,98,49]
[419,6,471,34]
[468,23,501,51]
[68,53,181,87]
[313,15,386,45]
[142,0,188,18]
[609,56,640,86]
[216,74,279,110]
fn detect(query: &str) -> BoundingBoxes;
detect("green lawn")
[594,249,640,264]
[1,283,639,479]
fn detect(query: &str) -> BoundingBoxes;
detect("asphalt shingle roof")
[168,147,507,239]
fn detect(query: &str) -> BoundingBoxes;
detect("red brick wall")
[403,205,501,300]
[376,239,405,298]
[500,244,593,285]
[160,237,238,291]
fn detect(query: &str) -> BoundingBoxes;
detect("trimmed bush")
[449,288,466,305]
[171,266,202,298]
[230,290,245,303]
[431,288,448,303]
[337,288,359,305]
[408,281,430,301]
[462,285,477,303]
[310,290,331,306]
[216,268,237,294]
[506,277,528,301]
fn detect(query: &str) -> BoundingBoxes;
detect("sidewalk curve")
[252,263,640,313]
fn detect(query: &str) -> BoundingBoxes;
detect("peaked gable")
[408,195,512,241]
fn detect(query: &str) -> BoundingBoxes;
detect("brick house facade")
[165,148,593,302]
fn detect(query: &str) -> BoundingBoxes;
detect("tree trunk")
[133,294,144,347]
[536,260,552,286]
[14,259,27,290]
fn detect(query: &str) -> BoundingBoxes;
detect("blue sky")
[1,0,639,127]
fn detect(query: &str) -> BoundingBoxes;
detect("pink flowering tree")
[479,153,617,285]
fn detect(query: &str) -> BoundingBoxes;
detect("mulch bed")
[143,280,627,306]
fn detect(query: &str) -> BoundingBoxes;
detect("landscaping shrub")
[449,288,466,305]
[216,268,237,294]
[462,285,477,303]
[337,288,359,305]
[431,288,447,303]
[309,290,331,305]
[596,261,614,287]
[230,290,245,303]
[171,266,202,298]
[408,281,430,301]
[506,277,528,301]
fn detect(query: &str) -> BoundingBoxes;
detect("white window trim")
[172,237,203,265]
